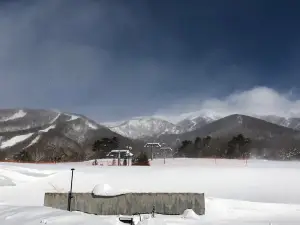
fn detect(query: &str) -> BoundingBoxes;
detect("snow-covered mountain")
[258,115,300,130]
[106,117,182,139]
[176,114,222,133]
[0,109,103,141]
[105,112,300,139]
[0,109,139,161]
[104,112,221,139]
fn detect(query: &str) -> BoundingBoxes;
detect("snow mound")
[0,133,34,149]
[92,183,126,196]
[181,209,199,219]
[0,175,16,186]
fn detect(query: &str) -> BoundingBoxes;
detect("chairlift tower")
[144,142,161,160]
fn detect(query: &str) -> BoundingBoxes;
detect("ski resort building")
[106,149,134,166]
[106,149,134,158]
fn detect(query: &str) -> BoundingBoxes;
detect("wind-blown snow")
[86,121,98,129]
[0,109,27,122]
[0,133,34,149]
[39,124,56,132]
[67,114,80,121]
[1,158,300,224]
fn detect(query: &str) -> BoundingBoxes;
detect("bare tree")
[30,147,45,162]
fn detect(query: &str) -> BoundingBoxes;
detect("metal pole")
[151,145,153,161]
[67,168,75,211]
[164,149,166,164]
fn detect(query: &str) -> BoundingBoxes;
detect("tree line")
[92,136,120,158]
[6,136,147,163]
[3,136,122,163]
[175,134,251,159]
[175,133,300,160]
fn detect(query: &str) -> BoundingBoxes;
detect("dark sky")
[0,0,300,122]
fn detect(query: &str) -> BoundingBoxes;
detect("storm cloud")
[0,0,299,123]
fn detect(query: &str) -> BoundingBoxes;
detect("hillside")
[154,114,300,145]
[107,113,300,140]
[106,117,182,139]
[0,109,142,161]
[105,114,219,139]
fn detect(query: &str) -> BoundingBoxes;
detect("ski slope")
[1,158,300,224]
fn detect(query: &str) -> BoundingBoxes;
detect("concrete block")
[44,192,205,215]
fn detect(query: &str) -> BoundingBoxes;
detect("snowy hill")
[106,117,183,139]
[178,114,299,139]
[107,111,300,139]
[0,109,138,161]
[149,114,300,152]
[259,115,300,130]
[104,112,221,139]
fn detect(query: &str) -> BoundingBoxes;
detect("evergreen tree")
[227,134,251,158]
[14,150,32,162]
[194,137,202,149]
[92,137,120,158]
[203,136,212,147]
[135,152,149,163]
[178,140,193,157]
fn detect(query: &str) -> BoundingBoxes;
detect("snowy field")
[1,158,300,224]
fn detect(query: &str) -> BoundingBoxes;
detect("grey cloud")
[0,0,270,123]
[0,0,157,111]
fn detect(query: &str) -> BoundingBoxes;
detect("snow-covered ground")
[1,158,300,224]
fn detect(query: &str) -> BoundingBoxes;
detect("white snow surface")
[1,158,300,224]
[0,133,34,149]
[109,117,181,139]
[0,110,27,122]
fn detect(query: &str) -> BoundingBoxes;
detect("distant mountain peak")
[105,112,300,139]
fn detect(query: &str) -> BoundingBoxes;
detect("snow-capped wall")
[44,192,205,215]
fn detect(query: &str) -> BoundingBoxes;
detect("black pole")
[67,168,75,211]
[151,145,153,161]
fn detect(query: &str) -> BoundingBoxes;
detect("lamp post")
[67,168,75,211]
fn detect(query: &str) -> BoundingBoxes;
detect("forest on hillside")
[175,134,300,160]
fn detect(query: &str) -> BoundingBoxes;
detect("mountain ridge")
[145,114,300,148]
[0,109,143,161]
[106,112,300,139]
